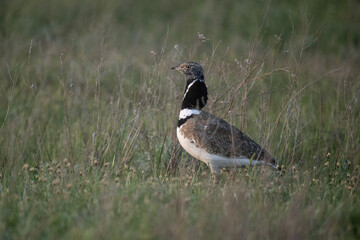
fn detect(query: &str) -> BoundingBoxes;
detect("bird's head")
[171,62,204,80]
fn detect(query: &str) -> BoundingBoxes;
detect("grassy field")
[1,0,360,239]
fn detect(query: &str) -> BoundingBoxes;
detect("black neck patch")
[181,78,208,110]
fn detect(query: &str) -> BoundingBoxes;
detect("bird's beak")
[171,65,179,71]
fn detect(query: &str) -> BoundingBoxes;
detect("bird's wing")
[183,111,275,164]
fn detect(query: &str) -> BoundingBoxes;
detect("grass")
[1,0,360,239]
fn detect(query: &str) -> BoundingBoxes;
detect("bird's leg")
[213,174,219,184]
[209,164,220,184]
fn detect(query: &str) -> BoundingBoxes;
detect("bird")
[172,62,279,181]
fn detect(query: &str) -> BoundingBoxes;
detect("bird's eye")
[186,65,191,69]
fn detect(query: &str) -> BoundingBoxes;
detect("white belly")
[176,127,264,175]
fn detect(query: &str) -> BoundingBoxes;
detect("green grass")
[1,0,360,239]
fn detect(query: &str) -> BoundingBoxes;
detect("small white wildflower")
[150,50,157,56]
[234,58,245,71]
[174,44,179,50]
[197,32,209,42]
[244,58,251,65]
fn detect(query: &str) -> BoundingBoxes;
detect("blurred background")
[1,0,359,54]
[1,0,360,239]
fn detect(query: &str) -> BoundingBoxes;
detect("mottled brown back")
[179,111,276,165]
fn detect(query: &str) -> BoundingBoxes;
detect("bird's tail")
[268,157,281,171]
